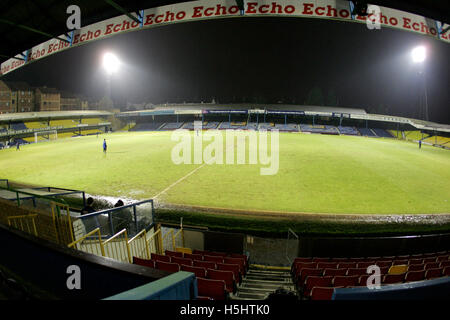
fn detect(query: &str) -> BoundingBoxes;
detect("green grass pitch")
[1,131,449,215]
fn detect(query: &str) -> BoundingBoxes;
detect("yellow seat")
[388,265,408,275]
[175,247,192,255]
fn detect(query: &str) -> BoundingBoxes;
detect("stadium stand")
[129,122,164,131]
[291,250,449,300]
[300,124,339,135]
[357,127,377,137]
[131,248,249,300]
[372,128,394,138]
[50,119,78,128]
[160,122,184,130]
[422,136,450,147]
[258,123,276,130]
[337,126,359,136]
[10,122,27,131]
[204,122,220,129]
[274,123,299,132]
[404,131,426,141]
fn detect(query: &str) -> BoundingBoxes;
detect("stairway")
[231,265,296,300]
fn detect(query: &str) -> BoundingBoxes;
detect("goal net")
[34,130,57,143]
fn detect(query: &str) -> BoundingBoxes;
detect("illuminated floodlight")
[411,46,426,63]
[103,52,120,74]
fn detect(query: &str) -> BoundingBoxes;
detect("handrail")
[78,199,154,219]
[103,228,132,263]
[7,214,38,236]
[147,228,161,254]
[0,185,70,207]
[128,229,150,260]
[68,227,105,256]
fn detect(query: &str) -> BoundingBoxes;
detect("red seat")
[375,261,392,267]
[437,255,449,262]
[425,262,440,270]
[171,256,193,266]
[293,257,313,264]
[223,257,246,275]
[230,253,249,269]
[382,273,405,284]
[184,253,203,261]
[193,260,216,270]
[197,277,226,300]
[155,261,180,273]
[180,264,207,278]
[358,275,370,287]
[405,270,425,282]
[356,262,375,269]
[133,256,155,269]
[440,260,450,268]
[165,250,183,258]
[193,249,206,255]
[298,268,323,287]
[323,268,347,277]
[204,255,224,264]
[337,262,356,269]
[425,268,443,279]
[151,253,171,262]
[409,258,423,265]
[312,257,331,262]
[333,275,359,288]
[407,264,424,272]
[207,269,235,293]
[310,287,336,300]
[317,262,338,269]
[444,267,450,276]
[347,268,367,276]
[304,276,333,297]
[392,260,408,266]
[207,251,228,257]
[217,263,241,283]
[423,257,437,264]
[293,262,317,280]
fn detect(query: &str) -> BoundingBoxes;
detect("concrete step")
[245,274,292,282]
[241,282,295,291]
[247,269,291,277]
[235,291,269,300]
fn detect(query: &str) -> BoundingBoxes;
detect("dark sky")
[4,17,450,124]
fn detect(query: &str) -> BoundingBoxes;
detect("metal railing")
[77,199,154,238]
[7,214,38,236]
[128,229,151,260]
[103,229,132,263]
[67,227,105,257]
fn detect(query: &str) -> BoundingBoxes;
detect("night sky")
[4,17,449,124]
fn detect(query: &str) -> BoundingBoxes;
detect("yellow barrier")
[7,214,38,236]
[51,202,74,245]
[68,227,105,257]
[128,229,150,260]
[103,229,132,263]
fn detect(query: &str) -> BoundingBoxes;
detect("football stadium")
[0,0,449,304]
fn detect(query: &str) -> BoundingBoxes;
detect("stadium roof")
[1,0,449,65]
[0,110,113,122]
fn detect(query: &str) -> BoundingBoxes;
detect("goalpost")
[34,130,58,143]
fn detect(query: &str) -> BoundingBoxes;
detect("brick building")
[0,80,35,113]
[35,87,60,111]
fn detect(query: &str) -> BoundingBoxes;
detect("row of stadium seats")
[133,249,248,300]
[292,251,450,300]
[422,135,450,146]
[125,121,398,139]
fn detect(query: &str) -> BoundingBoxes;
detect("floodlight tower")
[102,52,120,109]
[411,46,428,121]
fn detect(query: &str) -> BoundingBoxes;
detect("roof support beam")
[0,54,25,61]
[102,0,141,24]
[0,18,70,43]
